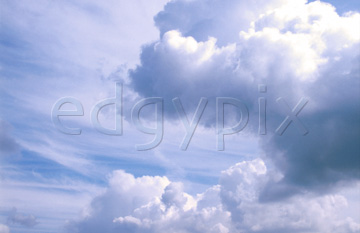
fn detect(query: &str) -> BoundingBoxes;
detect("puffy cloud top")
[130,0,360,193]
[68,159,360,233]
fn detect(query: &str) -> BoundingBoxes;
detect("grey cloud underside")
[130,0,360,194]
[260,52,360,198]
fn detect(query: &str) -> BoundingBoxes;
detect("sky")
[0,0,359,232]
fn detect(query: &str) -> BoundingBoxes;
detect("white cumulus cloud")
[130,0,360,194]
[67,159,360,233]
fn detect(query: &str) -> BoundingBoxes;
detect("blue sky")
[0,0,359,232]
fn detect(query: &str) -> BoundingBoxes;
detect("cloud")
[0,0,168,71]
[0,120,20,158]
[7,207,38,228]
[0,224,10,233]
[154,0,288,46]
[0,173,102,233]
[0,0,171,178]
[219,160,360,233]
[68,158,360,233]
[129,0,360,193]
[1,0,359,232]
[66,170,170,233]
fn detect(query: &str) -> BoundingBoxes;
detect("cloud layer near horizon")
[67,159,360,233]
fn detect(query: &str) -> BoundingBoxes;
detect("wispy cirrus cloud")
[0,120,20,159]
